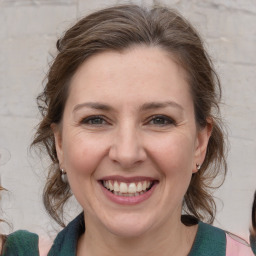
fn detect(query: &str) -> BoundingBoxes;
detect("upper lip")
[99,175,157,183]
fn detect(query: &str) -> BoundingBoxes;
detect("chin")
[102,213,155,238]
[108,224,152,238]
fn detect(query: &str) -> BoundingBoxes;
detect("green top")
[2,213,227,256]
[1,230,39,256]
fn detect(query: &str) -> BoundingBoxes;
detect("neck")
[77,216,198,256]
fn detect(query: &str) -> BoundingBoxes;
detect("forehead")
[67,46,192,108]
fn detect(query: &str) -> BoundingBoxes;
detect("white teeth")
[137,182,143,192]
[108,181,114,191]
[103,180,153,196]
[120,182,128,193]
[114,181,119,192]
[128,183,137,193]
[142,181,147,190]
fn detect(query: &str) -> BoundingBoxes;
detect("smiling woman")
[1,3,254,256]
[51,46,205,244]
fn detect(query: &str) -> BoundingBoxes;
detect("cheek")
[61,136,106,207]
[151,135,195,207]
[148,133,196,175]
[62,134,105,176]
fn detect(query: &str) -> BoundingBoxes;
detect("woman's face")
[54,46,211,237]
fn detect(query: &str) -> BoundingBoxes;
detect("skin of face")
[53,46,212,252]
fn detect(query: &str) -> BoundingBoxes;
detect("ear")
[193,118,213,173]
[51,123,64,167]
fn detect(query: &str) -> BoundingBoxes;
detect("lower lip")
[100,182,157,205]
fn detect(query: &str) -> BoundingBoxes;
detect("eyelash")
[80,115,108,126]
[146,115,176,126]
[80,115,176,127]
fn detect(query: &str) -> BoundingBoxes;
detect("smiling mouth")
[101,180,156,197]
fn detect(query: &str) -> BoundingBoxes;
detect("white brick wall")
[0,0,255,241]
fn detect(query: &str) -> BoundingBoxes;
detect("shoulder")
[190,222,254,256]
[47,213,84,256]
[2,230,39,256]
[226,232,255,256]
[189,222,226,256]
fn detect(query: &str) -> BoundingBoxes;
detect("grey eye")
[81,116,107,125]
[149,115,175,126]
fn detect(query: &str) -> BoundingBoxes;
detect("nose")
[109,124,147,169]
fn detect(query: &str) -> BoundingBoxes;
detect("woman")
[1,4,254,256]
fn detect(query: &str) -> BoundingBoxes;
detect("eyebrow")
[139,101,184,112]
[73,101,184,113]
[73,102,113,113]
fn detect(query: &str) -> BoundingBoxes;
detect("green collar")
[48,213,226,256]
[189,221,226,256]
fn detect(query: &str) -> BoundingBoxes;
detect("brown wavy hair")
[0,185,6,223]
[32,4,227,227]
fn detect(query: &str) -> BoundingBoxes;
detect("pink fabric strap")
[226,233,254,256]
